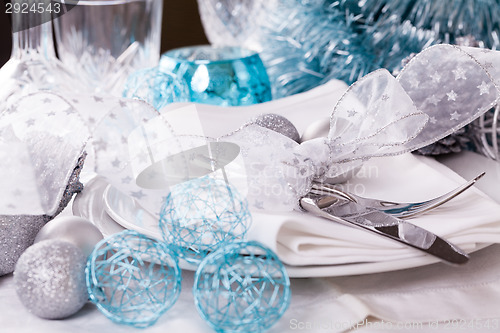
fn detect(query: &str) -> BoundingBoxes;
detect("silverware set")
[300,172,486,265]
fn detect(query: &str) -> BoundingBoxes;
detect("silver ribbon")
[221,45,500,211]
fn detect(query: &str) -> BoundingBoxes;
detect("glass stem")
[10,1,56,60]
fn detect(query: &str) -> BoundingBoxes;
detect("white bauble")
[34,216,103,257]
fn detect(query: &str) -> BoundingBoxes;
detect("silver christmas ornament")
[300,117,330,142]
[14,239,88,319]
[35,216,103,257]
[0,154,86,276]
[254,113,301,142]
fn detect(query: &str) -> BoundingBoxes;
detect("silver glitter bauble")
[35,216,103,257]
[254,113,301,142]
[0,154,85,276]
[14,240,88,319]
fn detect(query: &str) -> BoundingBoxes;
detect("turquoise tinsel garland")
[335,0,500,72]
[198,0,500,97]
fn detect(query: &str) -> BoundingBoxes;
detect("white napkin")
[269,244,500,333]
[247,152,500,276]
[159,78,348,138]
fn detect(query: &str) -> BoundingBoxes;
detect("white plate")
[72,176,199,272]
[102,184,161,240]
[72,176,128,238]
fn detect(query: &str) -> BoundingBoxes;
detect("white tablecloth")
[2,243,500,333]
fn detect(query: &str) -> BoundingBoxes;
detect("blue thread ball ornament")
[86,230,181,328]
[123,66,189,110]
[159,176,252,263]
[193,241,291,333]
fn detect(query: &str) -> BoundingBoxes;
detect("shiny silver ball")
[254,113,301,142]
[14,240,88,319]
[34,216,103,257]
[301,117,330,142]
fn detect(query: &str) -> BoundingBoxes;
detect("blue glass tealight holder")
[159,45,272,106]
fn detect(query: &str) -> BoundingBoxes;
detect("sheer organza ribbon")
[219,45,500,210]
[0,44,499,215]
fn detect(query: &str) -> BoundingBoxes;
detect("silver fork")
[309,172,485,219]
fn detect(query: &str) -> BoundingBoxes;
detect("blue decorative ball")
[123,66,189,110]
[159,176,252,263]
[193,241,291,333]
[86,230,181,328]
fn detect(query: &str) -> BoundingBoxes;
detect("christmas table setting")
[2,0,500,332]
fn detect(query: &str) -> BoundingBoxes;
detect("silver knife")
[299,193,469,265]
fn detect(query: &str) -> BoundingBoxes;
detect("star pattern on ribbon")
[478,81,491,95]
[220,44,500,211]
[452,67,467,80]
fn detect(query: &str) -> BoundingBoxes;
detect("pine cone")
[414,127,471,156]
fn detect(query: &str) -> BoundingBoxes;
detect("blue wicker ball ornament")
[193,241,291,333]
[123,67,189,110]
[86,230,181,328]
[159,176,252,263]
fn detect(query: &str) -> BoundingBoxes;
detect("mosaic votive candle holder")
[159,45,272,106]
